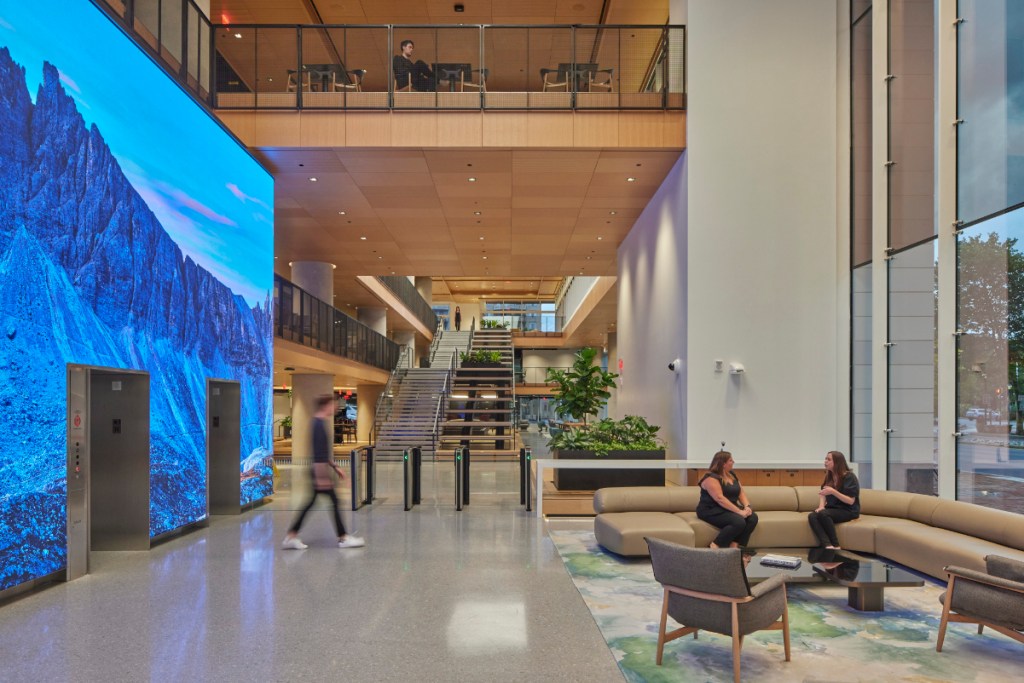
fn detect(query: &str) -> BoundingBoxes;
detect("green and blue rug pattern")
[549,530,1021,682]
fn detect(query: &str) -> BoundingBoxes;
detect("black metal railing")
[95,0,213,107]
[377,276,438,332]
[212,23,686,111]
[274,275,400,372]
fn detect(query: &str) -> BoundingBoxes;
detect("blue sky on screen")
[0,2,273,306]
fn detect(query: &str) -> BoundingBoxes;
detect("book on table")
[759,554,802,569]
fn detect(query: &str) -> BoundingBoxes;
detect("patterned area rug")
[549,530,1021,683]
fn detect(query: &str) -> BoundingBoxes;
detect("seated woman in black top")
[807,450,860,549]
[696,450,758,549]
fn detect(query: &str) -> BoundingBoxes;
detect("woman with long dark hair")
[696,450,758,549]
[807,451,860,549]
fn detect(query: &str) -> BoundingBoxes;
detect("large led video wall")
[0,2,274,592]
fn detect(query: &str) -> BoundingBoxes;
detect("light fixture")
[360,236,367,240]
[626,177,636,182]
[479,236,484,240]
[331,263,337,269]
[474,211,481,215]
[309,177,318,182]
[597,236,603,240]
[338,211,346,215]
[482,256,488,260]
[609,210,617,215]
[378,256,383,260]
[467,177,477,182]
[234,32,243,39]
[287,261,293,267]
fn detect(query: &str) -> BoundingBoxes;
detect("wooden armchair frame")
[656,582,790,683]
[937,564,1024,651]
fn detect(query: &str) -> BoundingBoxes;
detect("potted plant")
[546,347,665,490]
[279,415,292,439]
[460,349,503,367]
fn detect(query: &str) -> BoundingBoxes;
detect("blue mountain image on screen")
[0,48,273,592]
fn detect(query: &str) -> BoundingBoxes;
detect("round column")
[291,261,334,302]
[357,306,387,336]
[289,373,335,502]
[357,383,385,443]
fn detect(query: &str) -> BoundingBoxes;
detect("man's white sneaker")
[282,536,308,550]
[338,536,365,548]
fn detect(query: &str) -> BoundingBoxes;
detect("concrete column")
[415,277,433,306]
[290,374,335,462]
[393,330,416,367]
[357,306,387,336]
[291,261,334,303]
[357,383,385,442]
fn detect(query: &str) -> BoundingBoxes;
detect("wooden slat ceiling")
[212,0,669,93]
[268,146,681,313]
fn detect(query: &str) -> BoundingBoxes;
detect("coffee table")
[743,549,924,611]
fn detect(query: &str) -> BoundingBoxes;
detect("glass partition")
[887,240,938,494]
[958,0,1024,225]
[956,214,1024,513]
[213,24,686,111]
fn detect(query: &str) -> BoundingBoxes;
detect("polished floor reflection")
[0,462,622,681]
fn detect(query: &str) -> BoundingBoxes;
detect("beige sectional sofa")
[593,485,1024,580]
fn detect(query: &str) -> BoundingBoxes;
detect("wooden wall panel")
[573,112,619,147]
[345,112,392,146]
[299,112,347,146]
[392,112,439,146]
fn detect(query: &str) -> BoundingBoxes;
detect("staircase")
[439,328,517,459]
[431,330,472,368]
[373,367,450,461]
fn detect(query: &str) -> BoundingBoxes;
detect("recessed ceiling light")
[467,177,477,182]
[378,256,383,260]
[360,236,367,240]
[479,236,484,240]
[626,177,636,182]
[338,211,346,215]
[482,256,488,260]
[274,256,278,260]
[287,261,293,267]
[609,211,617,215]
[234,33,243,39]
[309,177,318,182]
[586,256,592,260]
[331,264,337,269]
[474,211,481,215]
[597,236,603,240]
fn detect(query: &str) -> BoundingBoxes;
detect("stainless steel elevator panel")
[207,379,242,515]
[89,370,150,550]
[66,366,89,581]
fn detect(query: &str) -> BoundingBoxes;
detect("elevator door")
[66,366,150,581]
[208,380,242,514]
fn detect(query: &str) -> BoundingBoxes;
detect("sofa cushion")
[859,489,917,518]
[593,486,699,514]
[930,499,1024,549]
[594,512,694,556]
[832,514,921,554]
[794,486,822,512]
[743,486,799,512]
[875,522,1024,580]
[678,511,816,548]
[906,494,944,525]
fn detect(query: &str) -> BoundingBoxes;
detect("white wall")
[686,0,840,463]
[616,154,688,458]
[616,0,841,466]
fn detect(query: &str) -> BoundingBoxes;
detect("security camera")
[668,358,681,372]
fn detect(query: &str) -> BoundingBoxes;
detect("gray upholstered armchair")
[646,538,791,683]
[937,555,1024,651]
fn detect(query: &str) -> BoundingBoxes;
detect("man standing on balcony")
[393,39,436,92]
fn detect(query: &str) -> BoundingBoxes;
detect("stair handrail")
[372,345,411,444]
[431,353,456,452]
[428,318,444,364]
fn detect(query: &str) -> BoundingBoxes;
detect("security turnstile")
[403,446,423,511]
[349,446,374,511]
[520,447,533,510]
[455,446,470,511]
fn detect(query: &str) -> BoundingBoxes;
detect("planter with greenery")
[279,415,292,439]
[545,347,665,490]
[460,349,503,367]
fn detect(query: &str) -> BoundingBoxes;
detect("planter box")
[553,449,665,491]
[460,361,503,368]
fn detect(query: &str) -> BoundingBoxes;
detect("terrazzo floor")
[0,461,620,682]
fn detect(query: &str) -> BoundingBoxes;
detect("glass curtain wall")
[956,0,1024,513]
[887,0,937,494]
[851,4,873,482]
